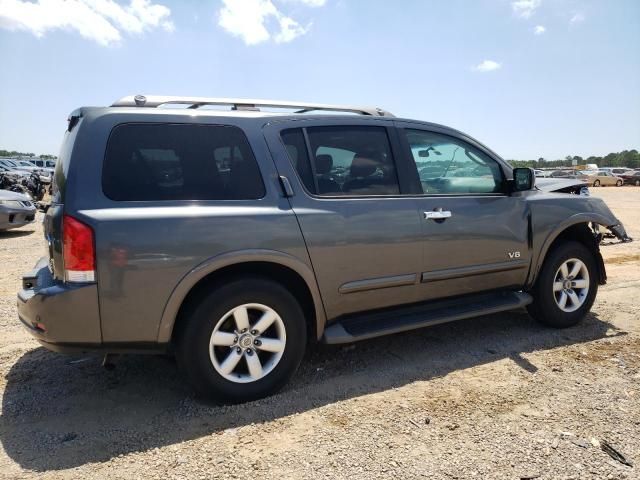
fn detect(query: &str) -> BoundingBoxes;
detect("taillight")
[63,215,96,282]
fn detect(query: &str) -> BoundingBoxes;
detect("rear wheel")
[616,180,623,187]
[176,277,307,403]
[527,241,598,328]
[593,179,600,187]
[635,179,640,187]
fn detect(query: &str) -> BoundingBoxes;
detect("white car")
[0,189,36,231]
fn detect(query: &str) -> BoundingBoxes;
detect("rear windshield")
[102,123,265,201]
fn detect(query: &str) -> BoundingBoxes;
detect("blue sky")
[0,0,638,159]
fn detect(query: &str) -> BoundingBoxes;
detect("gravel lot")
[0,188,638,480]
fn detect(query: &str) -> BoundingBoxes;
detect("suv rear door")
[395,122,530,300]
[264,119,424,320]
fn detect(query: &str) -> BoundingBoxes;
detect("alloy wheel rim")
[553,258,590,313]
[209,303,286,383]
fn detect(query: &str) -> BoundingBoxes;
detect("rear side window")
[281,126,400,196]
[103,124,265,201]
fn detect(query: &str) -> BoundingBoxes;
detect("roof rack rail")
[111,95,394,117]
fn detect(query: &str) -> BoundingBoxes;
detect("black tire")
[176,277,307,403]
[527,241,598,328]
[593,180,600,187]
[616,180,622,187]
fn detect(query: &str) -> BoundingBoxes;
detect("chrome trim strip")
[422,260,529,283]
[339,273,417,294]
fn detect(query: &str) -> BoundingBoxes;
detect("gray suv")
[17,95,631,403]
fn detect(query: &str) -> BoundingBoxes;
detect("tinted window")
[281,129,315,193]
[282,126,400,196]
[103,124,264,201]
[404,129,503,194]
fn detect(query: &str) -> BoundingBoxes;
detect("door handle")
[424,210,452,220]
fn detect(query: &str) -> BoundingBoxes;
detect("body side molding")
[339,273,417,294]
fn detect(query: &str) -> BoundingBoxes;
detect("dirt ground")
[0,188,638,480]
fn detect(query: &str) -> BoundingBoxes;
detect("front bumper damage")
[607,223,633,243]
[595,223,633,244]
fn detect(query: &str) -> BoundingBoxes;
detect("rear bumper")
[17,257,103,351]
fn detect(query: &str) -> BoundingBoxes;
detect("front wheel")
[616,180,623,187]
[527,241,598,328]
[176,277,307,403]
[593,179,600,187]
[635,179,640,187]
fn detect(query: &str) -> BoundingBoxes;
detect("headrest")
[350,154,378,177]
[315,154,333,174]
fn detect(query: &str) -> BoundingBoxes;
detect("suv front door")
[264,119,425,320]
[396,123,530,301]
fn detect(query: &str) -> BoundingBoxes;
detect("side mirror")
[512,167,535,192]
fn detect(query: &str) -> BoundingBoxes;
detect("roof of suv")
[111,95,395,118]
[70,94,508,164]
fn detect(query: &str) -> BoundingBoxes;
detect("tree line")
[0,149,57,160]
[508,149,639,169]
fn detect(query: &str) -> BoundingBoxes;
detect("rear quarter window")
[102,123,265,201]
[51,122,80,203]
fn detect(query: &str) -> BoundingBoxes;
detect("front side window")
[103,124,265,201]
[404,129,503,195]
[281,126,400,196]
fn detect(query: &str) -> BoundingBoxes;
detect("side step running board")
[322,291,532,344]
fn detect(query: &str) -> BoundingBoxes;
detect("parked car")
[0,165,30,178]
[549,170,573,178]
[0,189,36,231]
[621,171,640,186]
[0,159,27,172]
[17,95,632,403]
[11,160,42,172]
[614,168,634,176]
[0,159,51,183]
[28,158,57,169]
[586,171,624,187]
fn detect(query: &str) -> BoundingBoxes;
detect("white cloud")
[533,25,546,35]
[282,0,326,5]
[570,12,585,25]
[0,0,173,46]
[274,15,307,43]
[511,0,541,19]
[218,0,323,45]
[473,60,501,72]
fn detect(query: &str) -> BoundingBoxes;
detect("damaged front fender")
[526,193,632,288]
[606,223,633,243]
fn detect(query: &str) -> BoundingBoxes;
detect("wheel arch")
[157,250,327,344]
[528,216,608,288]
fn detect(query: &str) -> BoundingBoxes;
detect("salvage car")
[0,189,36,231]
[17,95,632,403]
[586,171,624,187]
[621,171,640,186]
